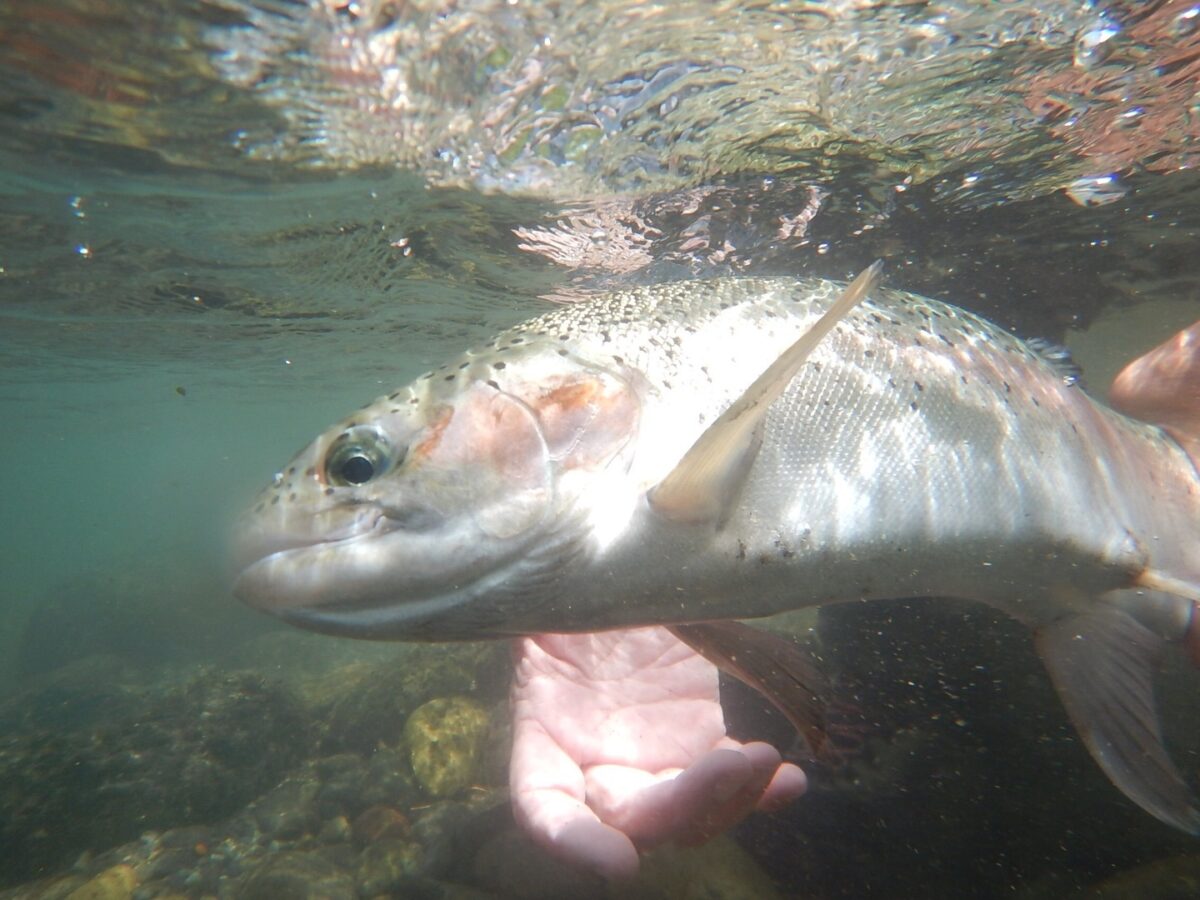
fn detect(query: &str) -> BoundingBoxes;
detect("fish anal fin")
[1035,607,1200,834]
[670,621,831,761]
[649,261,883,525]
[1110,319,1200,466]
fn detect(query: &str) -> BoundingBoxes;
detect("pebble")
[404,697,489,798]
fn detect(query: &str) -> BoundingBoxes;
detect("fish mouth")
[232,503,450,610]
[234,501,444,574]
[231,498,527,639]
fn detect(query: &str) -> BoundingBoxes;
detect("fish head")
[233,342,641,639]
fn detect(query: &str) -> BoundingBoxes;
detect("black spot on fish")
[557,348,569,356]
[444,375,455,382]
[511,337,524,345]
[1004,382,1011,393]
[324,487,334,496]
[559,334,569,341]
[910,401,919,411]
[422,373,433,380]
[389,391,402,400]
[914,381,923,392]
[864,349,875,358]
[409,398,419,405]
[493,361,507,370]
[305,467,316,478]
[458,362,469,370]
[869,313,883,324]
[888,377,897,389]
[287,467,296,476]
[612,355,624,365]
[939,335,953,347]
[487,380,500,390]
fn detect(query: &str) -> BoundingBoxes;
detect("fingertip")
[555,818,640,882]
[758,762,808,812]
[738,741,783,774]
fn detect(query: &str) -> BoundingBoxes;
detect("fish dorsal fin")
[649,261,883,525]
[1110,319,1200,465]
[1026,337,1081,386]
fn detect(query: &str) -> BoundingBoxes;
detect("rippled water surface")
[2,1,1200,898]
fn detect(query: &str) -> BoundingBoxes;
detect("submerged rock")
[0,670,308,888]
[355,838,427,895]
[404,697,490,798]
[315,643,509,756]
[63,866,136,900]
[252,778,321,841]
[237,850,355,900]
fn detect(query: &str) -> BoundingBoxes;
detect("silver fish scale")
[459,275,1198,630]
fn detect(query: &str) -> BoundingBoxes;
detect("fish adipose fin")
[1110,319,1200,466]
[670,621,831,761]
[1035,607,1200,833]
[650,261,883,525]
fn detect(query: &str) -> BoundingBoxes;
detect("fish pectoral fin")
[648,261,883,525]
[670,621,830,761]
[1035,607,1200,834]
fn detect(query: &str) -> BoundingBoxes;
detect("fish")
[234,264,1200,834]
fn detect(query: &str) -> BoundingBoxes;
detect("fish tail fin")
[1110,319,1200,465]
[1035,601,1200,833]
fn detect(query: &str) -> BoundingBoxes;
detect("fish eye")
[325,428,401,487]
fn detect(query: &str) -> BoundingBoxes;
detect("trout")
[234,265,1200,833]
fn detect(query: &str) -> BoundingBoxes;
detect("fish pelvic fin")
[1035,605,1200,834]
[649,261,883,525]
[670,621,831,762]
[1110,319,1200,466]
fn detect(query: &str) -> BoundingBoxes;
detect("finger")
[553,817,640,882]
[586,750,753,847]
[510,709,641,881]
[674,742,786,846]
[757,761,807,812]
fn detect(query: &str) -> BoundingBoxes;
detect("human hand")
[509,626,807,881]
